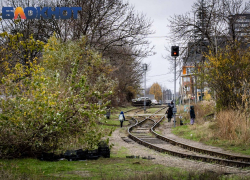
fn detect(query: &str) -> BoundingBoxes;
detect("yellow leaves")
[49,101,56,107]
[149,83,162,101]
[0,31,8,37]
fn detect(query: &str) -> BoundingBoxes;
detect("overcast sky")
[128,0,197,92]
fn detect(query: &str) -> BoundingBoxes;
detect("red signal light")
[171,46,179,57]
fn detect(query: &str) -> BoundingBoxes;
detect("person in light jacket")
[190,106,195,125]
[119,111,126,127]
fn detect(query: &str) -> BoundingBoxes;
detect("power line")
[148,73,171,77]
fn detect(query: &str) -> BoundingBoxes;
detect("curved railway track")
[126,106,250,168]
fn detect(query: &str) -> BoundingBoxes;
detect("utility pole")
[195,62,197,104]
[143,63,147,113]
[201,0,205,101]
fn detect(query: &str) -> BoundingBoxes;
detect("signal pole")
[174,56,177,127]
[171,46,179,128]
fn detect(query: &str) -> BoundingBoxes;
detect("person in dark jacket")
[190,106,195,125]
[166,105,173,122]
[119,111,126,127]
[170,101,174,108]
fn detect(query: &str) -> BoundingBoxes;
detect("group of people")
[165,102,195,125]
[119,102,196,127]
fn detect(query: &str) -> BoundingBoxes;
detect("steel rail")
[151,117,250,163]
[128,115,250,168]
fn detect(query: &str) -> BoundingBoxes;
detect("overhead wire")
[148,73,170,77]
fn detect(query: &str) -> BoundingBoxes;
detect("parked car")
[132,97,152,106]
[132,97,151,106]
[151,99,158,105]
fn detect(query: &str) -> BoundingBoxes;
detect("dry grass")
[179,100,250,146]
[193,101,215,124]
[178,101,215,125]
[189,100,250,145]
[215,110,250,145]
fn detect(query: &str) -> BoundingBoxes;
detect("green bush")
[0,35,116,158]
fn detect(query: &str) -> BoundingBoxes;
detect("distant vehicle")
[158,100,162,105]
[151,99,158,105]
[132,97,152,106]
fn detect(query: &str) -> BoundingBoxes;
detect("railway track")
[127,106,250,168]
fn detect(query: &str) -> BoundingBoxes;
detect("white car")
[151,99,158,105]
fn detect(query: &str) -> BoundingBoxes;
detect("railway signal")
[171,46,179,127]
[171,46,179,57]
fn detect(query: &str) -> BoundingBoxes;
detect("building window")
[186,67,194,75]
[187,86,190,91]
[183,77,190,82]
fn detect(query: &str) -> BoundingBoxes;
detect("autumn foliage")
[204,43,250,110]
[149,83,162,101]
[0,34,115,158]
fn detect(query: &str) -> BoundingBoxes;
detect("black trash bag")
[87,149,100,160]
[98,141,110,158]
[64,150,79,161]
[38,152,61,161]
[76,149,88,160]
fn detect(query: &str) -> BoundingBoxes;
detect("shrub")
[0,35,115,158]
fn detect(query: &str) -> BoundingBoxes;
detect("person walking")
[119,111,125,127]
[190,106,195,125]
[166,105,173,122]
[170,101,174,108]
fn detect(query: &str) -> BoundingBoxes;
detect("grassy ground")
[145,108,163,114]
[172,123,250,156]
[101,115,130,127]
[111,106,137,115]
[1,151,248,180]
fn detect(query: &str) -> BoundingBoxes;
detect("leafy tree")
[149,83,162,101]
[0,34,115,158]
[204,43,250,109]
[0,32,44,79]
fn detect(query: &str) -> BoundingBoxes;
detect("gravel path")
[109,115,250,176]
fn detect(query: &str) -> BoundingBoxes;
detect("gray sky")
[128,0,196,92]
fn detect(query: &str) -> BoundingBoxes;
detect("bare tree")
[167,0,250,107]
[57,0,155,104]
[168,0,250,64]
